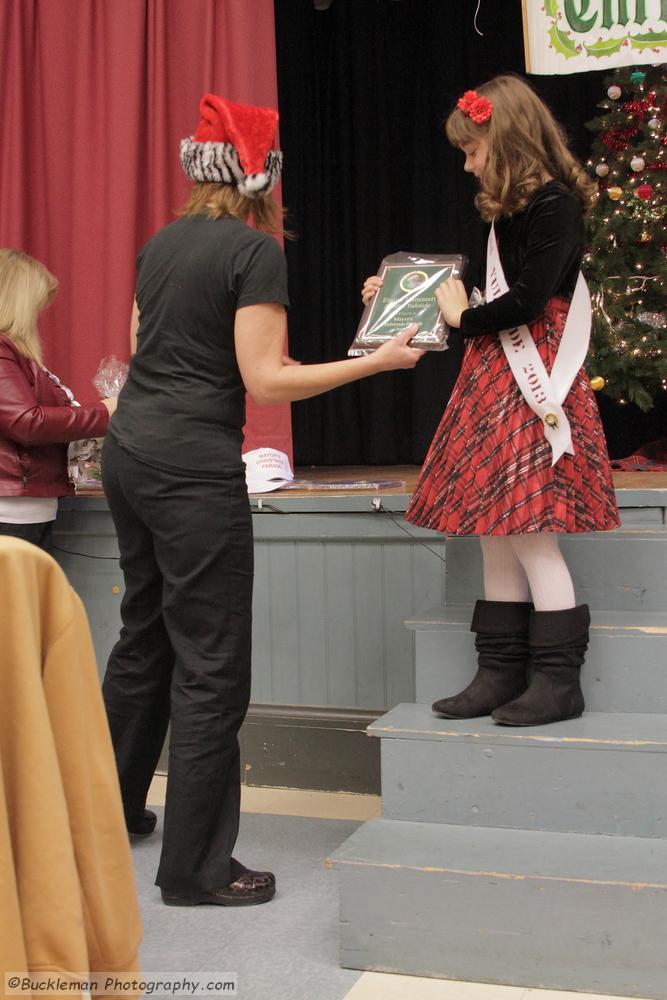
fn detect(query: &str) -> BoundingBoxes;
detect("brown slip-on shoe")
[161,870,276,907]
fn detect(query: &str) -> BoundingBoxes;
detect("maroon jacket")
[0,334,109,498]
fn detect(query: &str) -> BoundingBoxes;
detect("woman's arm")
[0,350,110,446]
[234,304,424,405]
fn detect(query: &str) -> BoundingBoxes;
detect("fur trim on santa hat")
[180,137,282,198]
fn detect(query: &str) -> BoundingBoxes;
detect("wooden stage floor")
[77,466,667,498]
[284,466,667,497]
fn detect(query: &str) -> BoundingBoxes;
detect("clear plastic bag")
[93,355,128,397]
[68,356,128,489]
[349,251,468,356]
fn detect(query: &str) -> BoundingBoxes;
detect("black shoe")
[432,600,532,719]
[492,605,590,727]
[161,867,276,907]
[127,809,157,836]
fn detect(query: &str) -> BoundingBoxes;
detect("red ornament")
[623,99,651,115]
[636,183,654,200]
[600,127,640,152]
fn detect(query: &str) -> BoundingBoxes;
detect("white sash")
[486,223,591,466]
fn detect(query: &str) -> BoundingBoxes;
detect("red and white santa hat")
[180,93,282,198]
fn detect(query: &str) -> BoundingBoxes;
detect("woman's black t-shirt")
[110,215,290,477]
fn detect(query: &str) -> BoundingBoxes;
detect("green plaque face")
[349,252,468,355]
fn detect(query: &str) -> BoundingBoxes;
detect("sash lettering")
[487,223,592,466]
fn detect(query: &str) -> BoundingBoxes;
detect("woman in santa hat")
[101,93,424,908]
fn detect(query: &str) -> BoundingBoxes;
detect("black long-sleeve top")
[459,180,585,338]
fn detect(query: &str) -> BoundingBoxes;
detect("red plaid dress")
[405,296,620,535]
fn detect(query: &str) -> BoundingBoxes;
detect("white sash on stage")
[486,223,591,466]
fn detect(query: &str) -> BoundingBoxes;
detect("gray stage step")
[328,817,667,998]
[444,530,667,611]
[409,606,667,713]
[371,703,667,837]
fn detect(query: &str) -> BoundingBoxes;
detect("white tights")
[480,535,576,612]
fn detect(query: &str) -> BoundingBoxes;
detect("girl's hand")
[372,324,425,372]
[435,277,469,329]
[102,396,118,416]
[361,275,383,305]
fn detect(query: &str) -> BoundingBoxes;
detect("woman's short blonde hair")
[181,182,288,235]
[0,249,58,364]
[446,74,597,222]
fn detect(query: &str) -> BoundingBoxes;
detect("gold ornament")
[544,413,559,429]
[640,230,652,243]
[590,377,605,391]
[607,186,623,201]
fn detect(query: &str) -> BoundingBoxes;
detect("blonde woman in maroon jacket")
[0,249,116,551]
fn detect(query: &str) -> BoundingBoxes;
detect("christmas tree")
[584,64,666,412]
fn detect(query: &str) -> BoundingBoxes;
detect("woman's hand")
[102,396,118,416]
[372,325,425,372]
[435,277,469,329]
[361,275,383,305]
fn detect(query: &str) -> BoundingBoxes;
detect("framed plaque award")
[349,252,468,355]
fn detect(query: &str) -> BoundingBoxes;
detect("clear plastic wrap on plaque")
[349,252,468,355]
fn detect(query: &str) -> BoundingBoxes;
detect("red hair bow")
[457,90,493,125]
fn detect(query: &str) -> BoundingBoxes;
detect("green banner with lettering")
[522,0,667,74]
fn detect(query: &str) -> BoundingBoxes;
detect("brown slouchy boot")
[431,600,532,719]
[492,604,590,727]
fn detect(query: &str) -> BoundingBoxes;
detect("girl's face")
[461,137,489,180]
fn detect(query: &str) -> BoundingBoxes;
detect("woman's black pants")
[101,435,253,894]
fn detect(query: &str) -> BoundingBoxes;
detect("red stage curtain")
[0,0,291,460]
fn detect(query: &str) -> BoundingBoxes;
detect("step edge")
[328,854,667,891]
[368,706,667,749]
[326,818,667,889]
[406,607,667,633]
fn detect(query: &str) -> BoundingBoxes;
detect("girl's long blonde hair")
[0,249,58,364]
[446,74,597,222]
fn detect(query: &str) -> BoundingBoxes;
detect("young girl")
[0,250,115,551]
[364,74,620,728]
